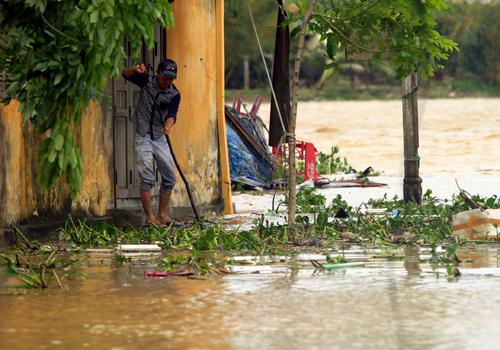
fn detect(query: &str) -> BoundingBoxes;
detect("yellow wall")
[0,102,113,225]
[167,0,223,208]
[71,102,114,216]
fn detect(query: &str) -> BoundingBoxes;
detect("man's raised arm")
[122,63,148,86]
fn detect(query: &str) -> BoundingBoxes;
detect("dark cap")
[158,59,177,78]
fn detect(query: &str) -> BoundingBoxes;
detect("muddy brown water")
[260,98,500,176]
[1,246,500,350]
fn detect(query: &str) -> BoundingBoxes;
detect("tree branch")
[314,13,387,54]
[41,14,85,46]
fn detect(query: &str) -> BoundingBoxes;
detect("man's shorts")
[135,134,176,193]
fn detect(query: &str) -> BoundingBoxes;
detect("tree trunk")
[288,0,317,226]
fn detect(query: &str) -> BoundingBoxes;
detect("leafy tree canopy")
[287,0,458,79]
[0,0,174,197]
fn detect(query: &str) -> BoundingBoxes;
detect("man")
[122,59,181,226]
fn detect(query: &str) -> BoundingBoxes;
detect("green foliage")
[429,242,461,265]
[365,189,455,245]
[0,229,75,288]
[0,250,65,288]
[156,251,229,275]
[429,241,461,277]
[316,146,352,175]
[0,1,174,197]
[296,186,326,213]
[59,217,288,254]
[288,0,458,80]
[296,187,353,231]
[57,188,498,253]
[226,1,500,93]
[225,0,279,88]
[450,192,500,212]
[59,217,124,248]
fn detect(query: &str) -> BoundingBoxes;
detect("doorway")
[112,26,166,204]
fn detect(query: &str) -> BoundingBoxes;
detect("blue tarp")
[226,108,274,188]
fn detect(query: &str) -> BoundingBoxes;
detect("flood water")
[1,245,500,349]
[260,98,500,177]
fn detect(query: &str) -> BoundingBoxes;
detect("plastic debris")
[452,209,500,240]
[118,244,162,252]
[144,270,194,277]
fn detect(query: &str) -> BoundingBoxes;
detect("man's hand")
[161,125,171,135]
[122,63,146,79]
[135,63,146,73]
[162,117,175,135]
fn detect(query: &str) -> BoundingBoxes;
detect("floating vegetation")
[0,229,78,288]
[52,188,500,252]
[154,251,230,276]
[2,188,498,286]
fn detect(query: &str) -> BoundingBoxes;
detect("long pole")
[166,135,201,222]
[402,73,422,203]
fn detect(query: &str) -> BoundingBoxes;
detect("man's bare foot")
[158,214,172,225]
[158,192,172,225]
[145,215,161,226]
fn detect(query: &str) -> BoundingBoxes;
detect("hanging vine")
[0,0,175,197]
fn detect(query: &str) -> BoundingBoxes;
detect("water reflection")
[403,245,421,278]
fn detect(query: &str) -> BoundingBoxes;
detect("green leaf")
[166,8,175,26]
[316,212,328,226]
[53,134,64,151]
[485,197,496,209]
[68,148,78,167]
[58,151,65,171]
[290,26,301,39]
[90,10,99,24]
[104,3,114,17]
[54,72,64,85]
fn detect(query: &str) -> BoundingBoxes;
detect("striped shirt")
[125,72,181,140]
